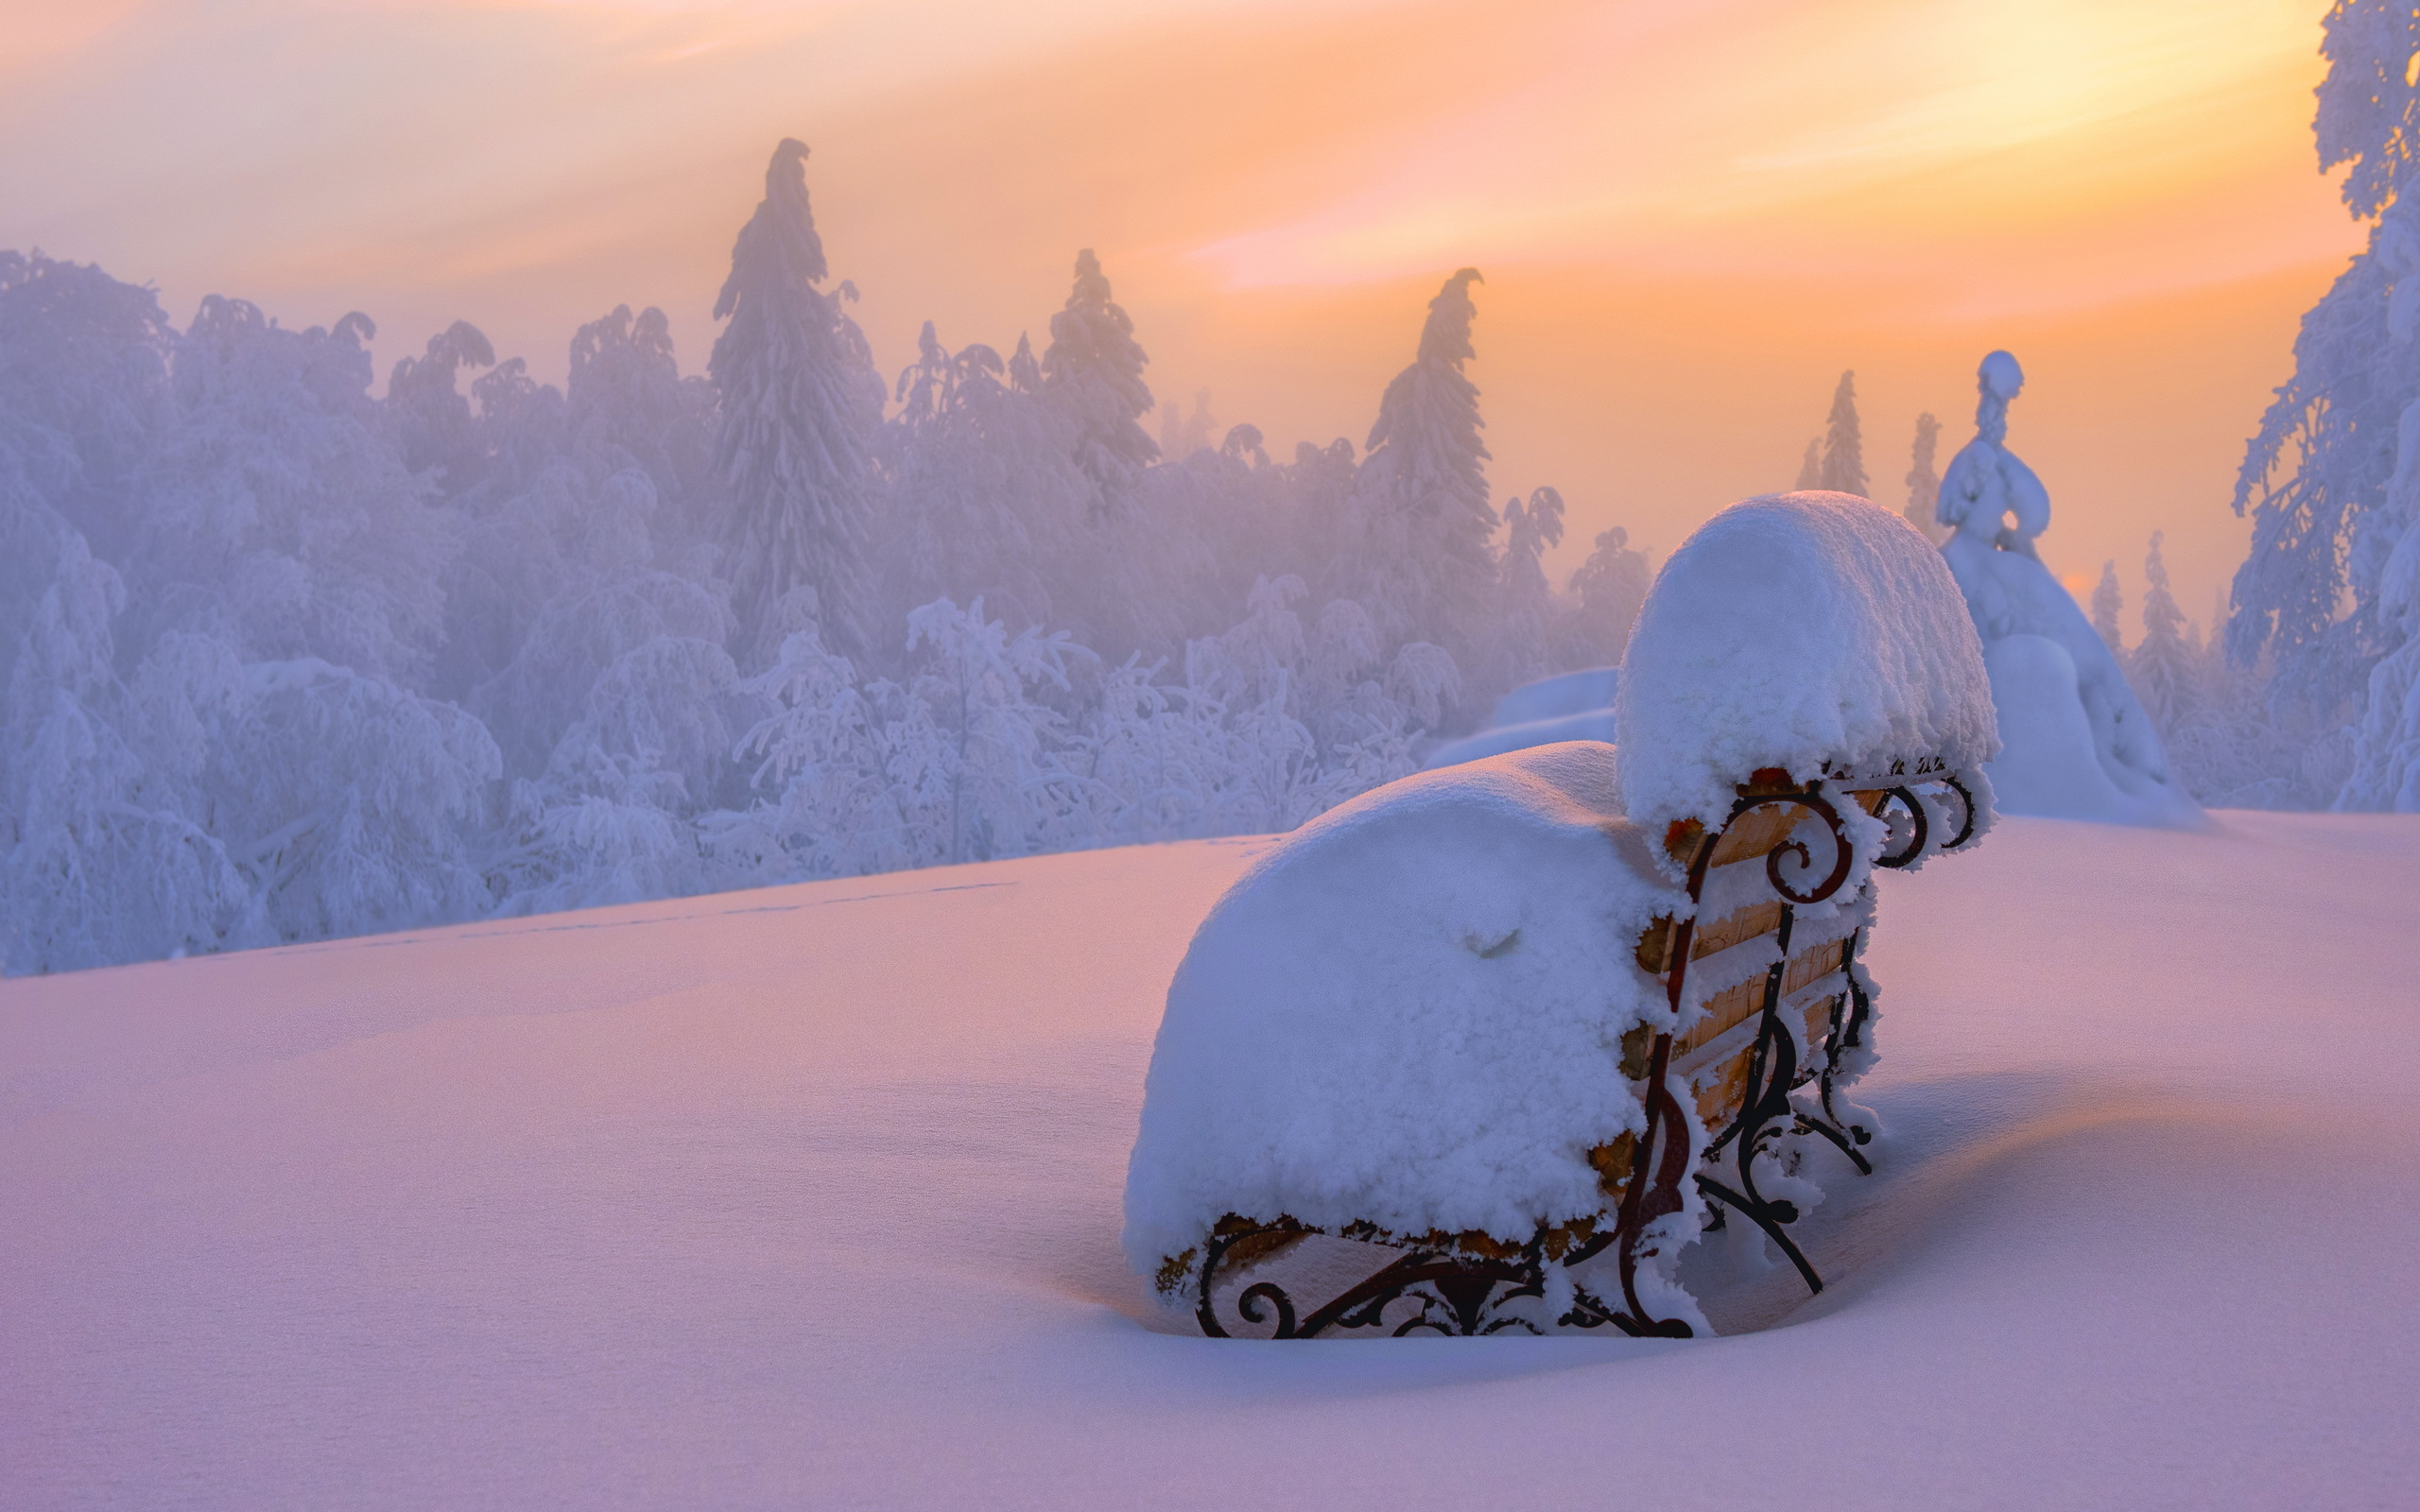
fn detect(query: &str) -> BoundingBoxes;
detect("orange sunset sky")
[0,0,2368,627]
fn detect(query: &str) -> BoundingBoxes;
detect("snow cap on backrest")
[1614,491,1995,843]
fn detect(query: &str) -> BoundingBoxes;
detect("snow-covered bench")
[1122,492,1996,1337]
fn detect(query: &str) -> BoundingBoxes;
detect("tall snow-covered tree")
[1346,267,1495,668]
[1818,369,1868,497]
[708,138,881,662]
[2228,3,2420,715]
[1042,249,1157,515]
[2135,531,2201,732]
[1904,412,1945,542]
[2091,560,2126,655]
[1497,485,1564,684]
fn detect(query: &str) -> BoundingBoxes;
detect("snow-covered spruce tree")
[1343,267,1494,690]
[1564,524,1651,664]
[2134,531,2202,735]
[385,320,495,499]
[873,321,1081,637]
[1158,389,1217,463]
[1497,485,1564,687]
[1042,249,1158,518]
[708,139,882,662]
[2092,560,2126,655]
[567,304,717,550]
[2228,3,2420,729]
[1793,438,1822,491]
[1904,412,1945,543]
[1817,369,1868,497]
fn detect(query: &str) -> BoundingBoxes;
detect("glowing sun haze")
[0,0,2360,621]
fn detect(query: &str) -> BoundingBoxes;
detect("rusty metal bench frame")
[1181,765,1977,1339]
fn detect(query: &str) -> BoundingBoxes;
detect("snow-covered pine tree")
[1158,389,1217,462]
[1344,267,1495,681]
[385,320,495,499]
[708,139,882,663]
[567,303,716,544]
[874,321,1081,637]
[1794,438,1822,490]
[1565,524,1651,663]
[1904,412,1945,542]
[1042,249,1157,516]
[2134,531,2201,734]
[1497,485,1564,686]
[1817,369,1868,497]
[2092,561,2126,655]
[2228,3,2420,721]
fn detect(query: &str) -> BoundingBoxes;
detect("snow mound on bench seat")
[1121,741,1683,1277]
[1615,491,1996,844]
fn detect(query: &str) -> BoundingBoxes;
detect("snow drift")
[4,816,2416,1510]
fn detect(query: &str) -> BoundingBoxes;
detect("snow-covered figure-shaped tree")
[1346,267,1495,676]
[1818,370,1868,497]
[709,139,881,662]
[1904,412,1945,543]
[1042,249,1158,516]
[1937,352,2200,826]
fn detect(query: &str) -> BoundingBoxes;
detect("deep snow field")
[5,813,2417,1510]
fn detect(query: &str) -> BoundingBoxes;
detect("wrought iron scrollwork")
[1195,1226,1570,1338]
[1875,787,1929,868]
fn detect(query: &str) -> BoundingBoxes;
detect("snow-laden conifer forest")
[0,145,1651,975]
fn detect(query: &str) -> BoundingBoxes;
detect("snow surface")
[7,815,2419,1509]
[1614,491,1995,836]
[1123,742,1675,1277]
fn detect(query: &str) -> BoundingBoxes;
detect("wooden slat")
[1672,937,1848,1060]
[1691,898,1784,958]
[1706,803,1805,868]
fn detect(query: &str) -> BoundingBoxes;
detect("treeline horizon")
[0,138,1652,974]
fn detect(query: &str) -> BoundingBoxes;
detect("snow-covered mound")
[1492,667,1620,729]
[1614,490,1996,838]
[1421,708,1618,769]
[7,816,2419,1508]
[1423,669,1618,770]
[1937,352,2202,829]
[1123,742,1673,1273]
